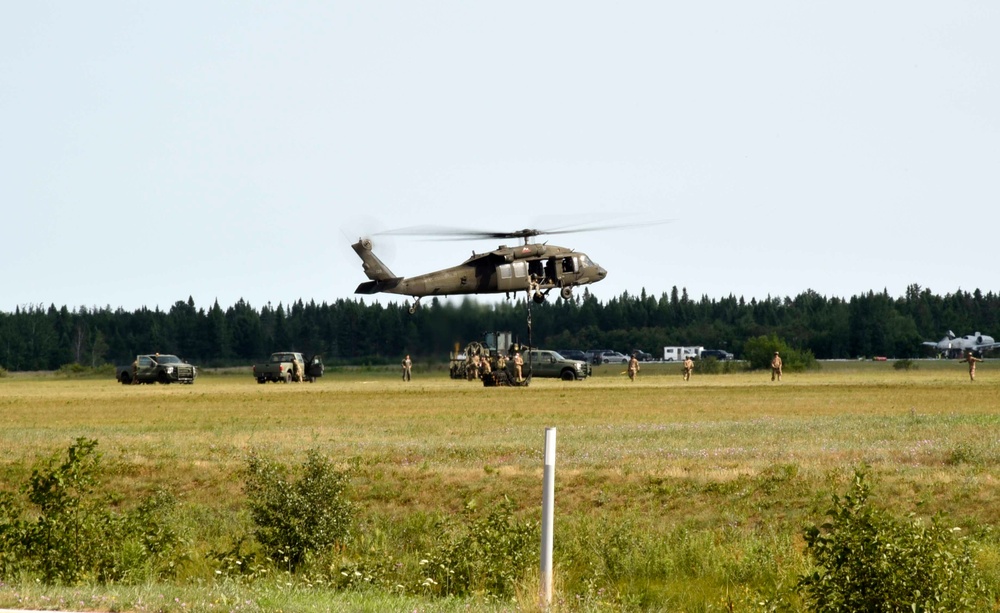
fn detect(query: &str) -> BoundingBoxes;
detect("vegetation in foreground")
[0,364,999,611]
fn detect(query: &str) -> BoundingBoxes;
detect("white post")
[540,427,556,608]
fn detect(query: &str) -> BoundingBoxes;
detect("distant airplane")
[922,331,1000,358]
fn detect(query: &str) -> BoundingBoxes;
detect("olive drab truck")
[116,354,197,384]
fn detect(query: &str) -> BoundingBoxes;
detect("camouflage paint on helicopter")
[352,227,609,313]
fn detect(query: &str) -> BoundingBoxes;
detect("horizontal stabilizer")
[355,278,403,294]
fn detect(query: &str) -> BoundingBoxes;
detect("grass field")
[1,360,998,611]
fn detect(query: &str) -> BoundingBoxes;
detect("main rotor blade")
[374,219,672,242]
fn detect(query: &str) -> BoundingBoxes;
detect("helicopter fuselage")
[352,239,607,301]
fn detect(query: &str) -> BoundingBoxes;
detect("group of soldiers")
[405,347,986,383]
[408,349,527,383]
[464,350,524,382]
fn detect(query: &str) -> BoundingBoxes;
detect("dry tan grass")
[2,365,997,523]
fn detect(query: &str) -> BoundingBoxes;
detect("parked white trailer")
[663,346,704,361]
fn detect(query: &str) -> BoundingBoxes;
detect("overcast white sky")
[2,2,997,314]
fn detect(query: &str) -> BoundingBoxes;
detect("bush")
[419,499,537,598]
[0,438,182,584]
[55,363,116,378]
[743,334,819,372]
[0,365,7,378]
[893,359,917,371]
[797,467,987,612]
[694,356,721,374]
[244,448,353,571]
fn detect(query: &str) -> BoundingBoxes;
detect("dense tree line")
[1,284,997,372]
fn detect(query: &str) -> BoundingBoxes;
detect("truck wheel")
[257,377,266,384]
[561,370,576,381]
[120,373,131,385]
[283,373,291,383]
[159,372,171,384]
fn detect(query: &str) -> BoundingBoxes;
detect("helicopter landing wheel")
[533,292,545,304]
[560,286,573,300]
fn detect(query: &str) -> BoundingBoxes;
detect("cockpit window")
[578,255,594,268]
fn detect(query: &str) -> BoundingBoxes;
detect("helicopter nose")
[596,265,607,279]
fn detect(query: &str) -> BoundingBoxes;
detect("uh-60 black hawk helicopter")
[351,225,615,313]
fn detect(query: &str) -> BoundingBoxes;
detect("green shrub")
[893,359,917,371]
[797,468,987,612]
[243,448,353,571]
[0,365,7,378]
[55,363,116,378]
[743,334,819,372]
[0,438,182,584]
[419,499,537,598]
[694,356,721,374]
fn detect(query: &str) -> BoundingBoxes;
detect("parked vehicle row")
[117,351,324,385]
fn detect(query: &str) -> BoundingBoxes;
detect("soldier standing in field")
[627,353,640,381]
[771,351,783,382]
[959,350,982,381]
[467,354,480,381]
[291,356,303,382]
[513,351,524,382]
[401,354,412,381]
[682,356,694,381]
[131,358,138,385]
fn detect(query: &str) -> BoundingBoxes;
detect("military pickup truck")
[116,354,197,385]
[253,352,324,383]
[525,349,591,381]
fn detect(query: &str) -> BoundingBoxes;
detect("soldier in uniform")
[959,350,982,382]
[682,356,694,381]
[467,354,480,381]
[291,356,303,382]
[513,351,524,381]
[770,351,783,382]
[131,358,138,385]
[401,354,412,382]
[627,353,640,381]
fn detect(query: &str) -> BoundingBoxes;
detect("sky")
[2,2,998,314]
